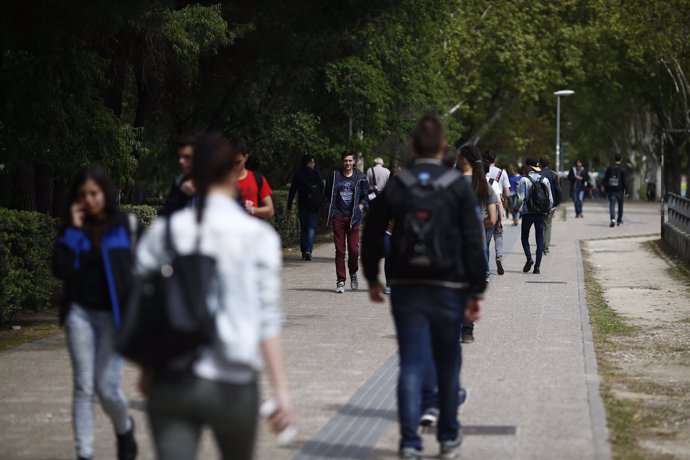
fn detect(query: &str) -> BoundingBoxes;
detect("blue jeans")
[65,304,131,458]
[608,191,624,222]
[298,209,320,255]
[573,187,585,216]
[390,286,466,450]
[521,214,545,269]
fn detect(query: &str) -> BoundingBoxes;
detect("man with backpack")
[325,151,369,293]
[231,138,275,218]
[517,158,554,275]
[603,154,627,227]
[539,155,562,254]
[484,150,510,275]
[362,115,486,459]
[288,155,324,260]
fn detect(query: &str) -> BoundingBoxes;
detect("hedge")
[120,204,159,228]
[0,208,59,323]
[271,190,300,248]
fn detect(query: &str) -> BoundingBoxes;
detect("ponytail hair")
[191,133,236,224]
[459,144,489,206]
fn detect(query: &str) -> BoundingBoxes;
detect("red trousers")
[332,215,360,281]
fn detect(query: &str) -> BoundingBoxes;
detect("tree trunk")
[15,165,37,211]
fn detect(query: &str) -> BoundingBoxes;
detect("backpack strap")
[496,169,503,182]
[397,169,418,188]
[432,168,461,189]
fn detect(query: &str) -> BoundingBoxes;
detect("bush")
[270,190,300,248]
[120,204,159,228]
[0,208,60,323]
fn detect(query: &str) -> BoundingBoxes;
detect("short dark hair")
[175,132,198,149]
[412,114,445,156]
[63,164,118,223]
[614,153,622,162]
[540,155,551,168]
[228,137,248,155]
[442,146,457,169]
[302,154,315,167]
[341,151,355,160]
[485,149,497,164]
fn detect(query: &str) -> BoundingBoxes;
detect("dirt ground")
[585,236,690,460]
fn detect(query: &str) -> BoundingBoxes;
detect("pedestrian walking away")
[325,151,369,293]
[539,155,562,254]
[287,154,324,260]
[135,133,295,460]
[484,149,510,275]
[231,137,275,218]
[508,165,521,226]
[602,153,627,227]
[366,157,391,198]
[518,158,554,275]
[457,144,497,344]
[160,133,198,217]
[567,159,589,218]
[52,164,140,460]
[362,114,486,460]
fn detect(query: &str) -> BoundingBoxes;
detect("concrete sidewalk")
[0,200,661,459]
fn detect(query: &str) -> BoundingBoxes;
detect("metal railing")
[668,193,690,234]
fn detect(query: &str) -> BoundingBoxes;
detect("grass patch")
[600,385,650,460]
[0,310,61,352]
[644,239,690,284]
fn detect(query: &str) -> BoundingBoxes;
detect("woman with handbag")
[135,133,295,460]
[52,165,139,460]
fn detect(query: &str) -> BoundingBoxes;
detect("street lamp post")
[554,89,575,173]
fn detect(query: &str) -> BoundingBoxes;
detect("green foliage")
[270,190,300,248]
[0,209,59,323]
[120,205,159,228]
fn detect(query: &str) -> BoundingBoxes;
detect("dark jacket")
[541,167,562,207]
[567,166,590,192]
[161,173,194,217]
[52,212,141,328]
[325,168,369,227]
[361,159,487,296]
[603,163,627,193]
[287,167,324,212]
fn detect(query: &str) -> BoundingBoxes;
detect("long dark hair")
[63,164,118,224]
[459,144,490,205]
[192,133,237,224]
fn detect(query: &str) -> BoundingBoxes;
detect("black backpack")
[304,173,323,211]
[393,168,462,279]
[526,174,551,214]
[117,218,217,370]
[608,165,622,190]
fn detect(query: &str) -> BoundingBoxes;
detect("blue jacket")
[325,168,369,227]
[52,212,140,328]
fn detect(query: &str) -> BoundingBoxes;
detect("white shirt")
[135,193,283,381]
[486,165,510,199]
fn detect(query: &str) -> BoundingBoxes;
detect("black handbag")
[117,218,217,369]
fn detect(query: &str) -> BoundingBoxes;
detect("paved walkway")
[0,200,661,459]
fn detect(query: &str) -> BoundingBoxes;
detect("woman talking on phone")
[52,164,139,460]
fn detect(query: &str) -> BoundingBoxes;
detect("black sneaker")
[496,259,505,275]
[461,327,474,344]
[610,220,615,227]
[543,247,549,255]
[523,259,534,273]
[116,417,138,460]
[617,221,622,226]
[304,252,312,261]
[533,267,540,274]
[350,273,359,291]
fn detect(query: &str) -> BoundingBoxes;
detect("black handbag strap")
[164,216,203,257]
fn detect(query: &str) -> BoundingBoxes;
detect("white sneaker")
[419,407,439,427]
[336,281,345,294]
[350,274,359,291]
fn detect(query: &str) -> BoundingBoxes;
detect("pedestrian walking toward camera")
[366,157,391,197]
[161,133,197,217]
[484,150,509,275]
[135,134,295,460]
[603,153,627,227]
[362,115,486,460]
[52,165,140,460]
[567,159,589,218]
[539,155,562,254]
[325,151,369,293]
[518,159,554,274]
[231,138,275,218]
[508,165,521,225]
[288,155,324,260]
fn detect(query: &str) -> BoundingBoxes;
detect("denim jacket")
[325,168,369,228]
[135,193,283,374]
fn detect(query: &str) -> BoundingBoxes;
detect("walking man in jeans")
[484,149,510,275]
[603,153,627,227]
[325,151,369,293]
[288,155,324,260]
[362,115,486,459]
[518,158,553,275]
[539,155,562,254]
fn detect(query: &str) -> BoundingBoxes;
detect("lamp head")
[554,89,575,97]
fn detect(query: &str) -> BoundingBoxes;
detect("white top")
[135,192,283,381]
[486,165,510,198]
